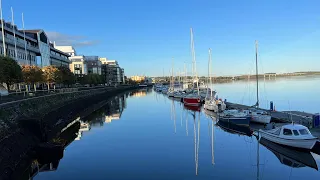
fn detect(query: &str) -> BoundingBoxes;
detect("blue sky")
[3,0,320,76]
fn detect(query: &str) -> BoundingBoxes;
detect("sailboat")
[204,48,218,112]
[183,28,202,107]
[167,58,175,97]
[249,41,271,124]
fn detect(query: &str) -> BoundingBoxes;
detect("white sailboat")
[167,58,175,97]
[249,41,271,124]
[204,48,218,112]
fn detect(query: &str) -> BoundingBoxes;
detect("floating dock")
[225,102,315,127]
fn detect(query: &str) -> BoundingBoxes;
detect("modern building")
[86,56,101,75]
[53,45,76,57]
[69,55,88,76]
[130,75,146,82]
[100,58,125,85]
[0,20,70,67]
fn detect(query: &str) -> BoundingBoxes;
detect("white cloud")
[46,31,99,47]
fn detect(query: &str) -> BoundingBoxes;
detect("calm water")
[33,77,320,180]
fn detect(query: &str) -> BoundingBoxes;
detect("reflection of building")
[131,91,147,97]
[103,94,126,123]
[75,121,91,141]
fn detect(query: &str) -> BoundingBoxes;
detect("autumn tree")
[0,56,22,90]
[42,66,61,91]
[22,65,43,91]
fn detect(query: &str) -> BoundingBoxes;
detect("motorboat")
[219,109,251,126]
[259,137,318,170]
[259,123,318,150]
[248,108,271,124]
[217,120,253,137]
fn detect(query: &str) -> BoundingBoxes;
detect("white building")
[69,55,88,76]
[53,45,76,57]
[0,20,70,67]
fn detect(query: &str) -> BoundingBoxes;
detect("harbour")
[28,84,320,180]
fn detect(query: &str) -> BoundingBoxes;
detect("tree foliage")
[80,74,104,86]
[0,56,22,89]
[57,66,76,85]
[42,66,60,84]
[22,65,43,84]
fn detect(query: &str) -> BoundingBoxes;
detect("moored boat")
[219,109,251,126]
[259,123,318,150]
[183,93,202,106]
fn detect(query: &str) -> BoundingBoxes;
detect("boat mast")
[190,28,199,94]
[172,57,174,91]
[209,48,213,99]
[255,41,259,108]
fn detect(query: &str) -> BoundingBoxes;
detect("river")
[30,76,320,180]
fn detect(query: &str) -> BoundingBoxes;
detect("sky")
[3,0,320,76]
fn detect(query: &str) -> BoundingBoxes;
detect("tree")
[22,65,43,91]
[0,56,22,90]
[42,66,61,91]
[57,66,76,87]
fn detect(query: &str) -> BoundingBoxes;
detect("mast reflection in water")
[19,87,320,180]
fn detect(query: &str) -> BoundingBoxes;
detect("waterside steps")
[225,102,318,128]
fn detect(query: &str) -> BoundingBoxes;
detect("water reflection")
[21,121,80,180]
[260,138,318,170]
[28,86,320,180]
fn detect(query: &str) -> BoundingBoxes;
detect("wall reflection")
[19,92,130,179]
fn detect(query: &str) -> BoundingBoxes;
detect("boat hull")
[217,120,253,136]
[259,130,318,150]
[183,97,201,106]
[251,115,271,124]
[204,102,218,112]
[219,116,251,126]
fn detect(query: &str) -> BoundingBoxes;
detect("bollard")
[270,101,274,111]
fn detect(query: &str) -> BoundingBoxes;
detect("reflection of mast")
[171,100,176,133]
[193,111,197,175]
[180,103,183,127]
[257,136,260,180]
[196,111,200,175]
[186,109,188,136]
[212,120,215,165]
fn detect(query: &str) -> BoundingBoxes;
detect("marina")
[30,87,320,180]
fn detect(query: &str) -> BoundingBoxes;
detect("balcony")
[0,36,40,53]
